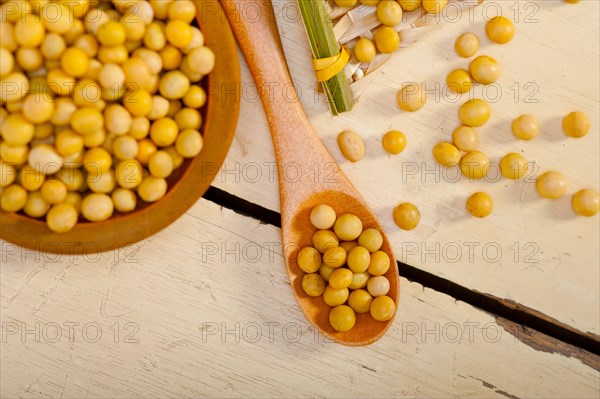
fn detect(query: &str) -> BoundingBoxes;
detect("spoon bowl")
[287,191,399,345]
[222,0,399,345]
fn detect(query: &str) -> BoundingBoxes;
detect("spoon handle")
[219,0,342,191]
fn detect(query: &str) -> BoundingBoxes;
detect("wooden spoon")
[220,0,399,345]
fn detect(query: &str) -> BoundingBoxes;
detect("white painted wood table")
[1,0,599,398]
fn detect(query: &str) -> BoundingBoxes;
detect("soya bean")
[370,296,396,321]
[562,111,590,138]
[310,204,337,230]
[337,130,365,162]
[397,83,425,112]
[466,192,493,218]
[329,305,356,332]
[302,273,327,297]
[367,275,390,297]
[572,189,599,217]
[536,171,568,199]
[512,114,540,140]
[392,203,420,231]
[455,32,479,58]
[348,289,373,314]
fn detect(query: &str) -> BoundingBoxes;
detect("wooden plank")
[211,0,600,336]
[1,199,598,398]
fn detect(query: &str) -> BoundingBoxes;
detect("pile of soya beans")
[298,204,396,332]
[0,0,215,233]
[336,7,599,226]
[334,0,449,61]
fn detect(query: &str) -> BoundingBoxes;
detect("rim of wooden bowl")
[0,1,241,254]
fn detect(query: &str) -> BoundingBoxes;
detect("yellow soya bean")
[562,111,590,138]
[115,159,143,189]
[348,289,373,314]
[1,113,35,145]
[148,150,173,178]
[486,16,515,44]
[46,203,78,233]
[24,191,51,218]
[40,179,68,204]
[1,184,28,212]
[81,193,114,222]
[0,160,17,187]
[354,37,376,63]
[373,26,399,53]
[112,188,137,213]
[367,275,390,297]
[392,203,420,231]
[512,114,540,140]
[310,204,337,230]
[175,129,203,158]
[334,213,363,241]
[113,135,139,160]
[536,171,568,199]
[337,130,365,162]
[466,192,493,218]
[452,125,479,151]
[0,47,12,76]
[370,296,395,321]
[104,104,132,135]
[28,144,64,175]
[455,32,479,58]
[572,189,599,217]
[329,305,356,332]
[302,273,326,297]
[148,95,170,120]
[137,176,167,202]
[0,72,29,103]
[397,83,425,112]
[87,168,116,193]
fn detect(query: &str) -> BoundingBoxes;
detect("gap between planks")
[203,185,600,364]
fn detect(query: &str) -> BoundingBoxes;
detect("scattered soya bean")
[452,125,479,152]
[466,192,493,218]
[446,69,472,94]
[536,171,568,199]
[459,98,491,127]
[499,153,528,180]
[455,32,479,58]
[512,114,540,140]
[299,204,396,332]
[337,130,366,162]
[460,151,490,180]
[562,111,590,138]
[485,16,515,44]
[432,142,461,167]
[572,189,599,217]
[382,130,406,155]
[469,55,500,85]
[397,83,426,112]
[392,202,420,231]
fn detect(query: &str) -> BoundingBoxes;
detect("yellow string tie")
[312,46,350,83]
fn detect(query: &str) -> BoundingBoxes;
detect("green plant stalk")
[298,0,354,115]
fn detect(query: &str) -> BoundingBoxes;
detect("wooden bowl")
[0,0,240,254]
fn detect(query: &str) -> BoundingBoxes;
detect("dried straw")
[324,0,484,100]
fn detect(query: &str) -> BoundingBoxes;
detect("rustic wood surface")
[1,199,599,398]
[211,0,600,336]
[1,0,599,397]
